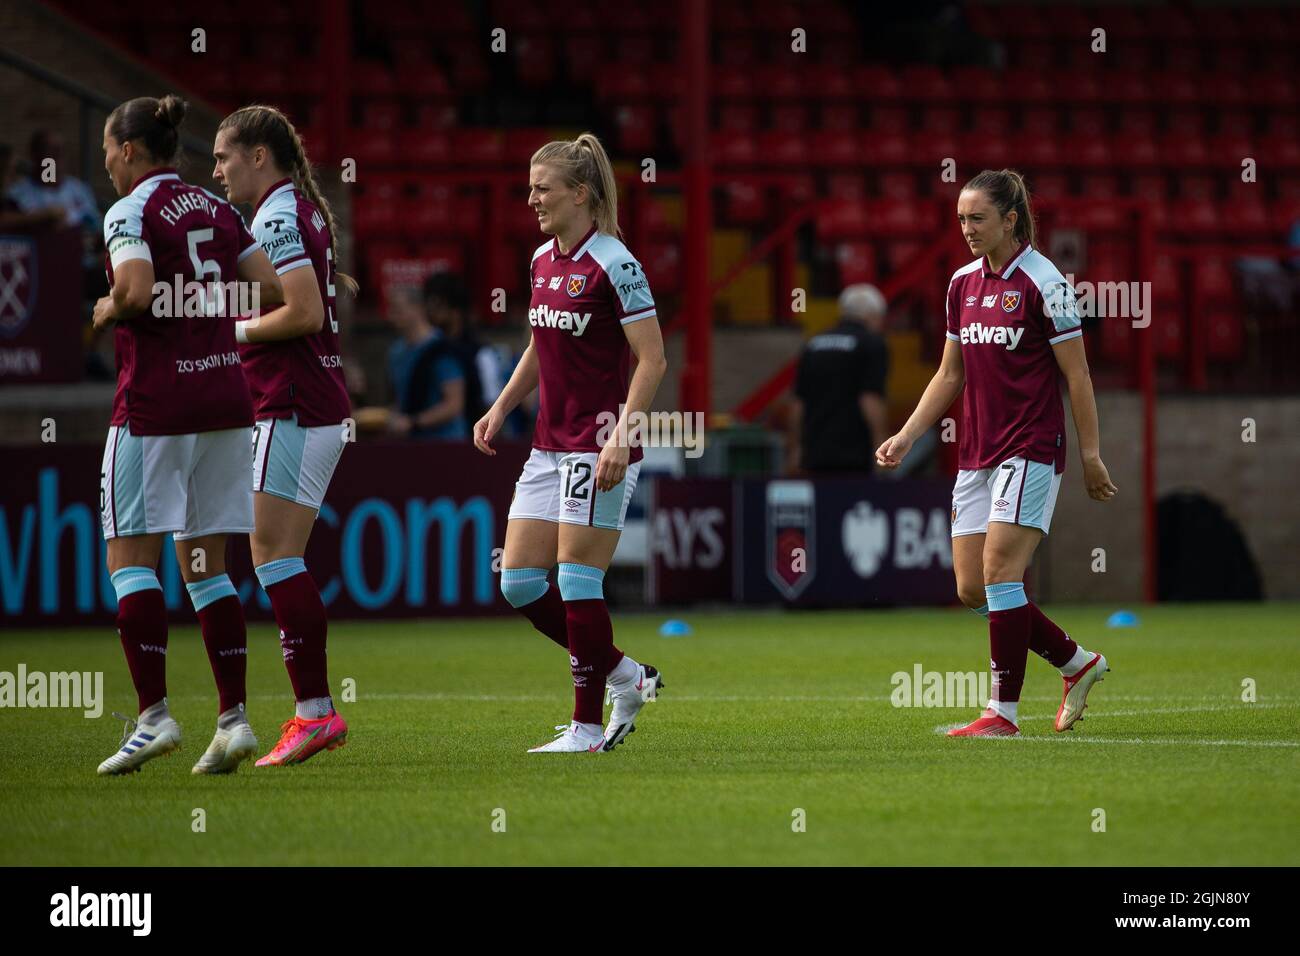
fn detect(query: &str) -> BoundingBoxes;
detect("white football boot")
[603,663,663,752]
[527,721,606,753]
[1054,652,1109,732]
[97,710,183,776]
[191,717,258,775]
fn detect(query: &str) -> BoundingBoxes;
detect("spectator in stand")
[790,283,891,474]
[422,270,506,433]
[6,131,101,232]
[0,143,65,231]
[384,285,466,440]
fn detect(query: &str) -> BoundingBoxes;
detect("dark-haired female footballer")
[94,95,283,774]
[473,133,668,753]
[877,168,1117,738]
[212,105,356,766]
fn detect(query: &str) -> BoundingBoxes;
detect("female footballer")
[211,105,355,766]
[94,95,283,774]
[473,133,668,753]
[876,168,1117,737]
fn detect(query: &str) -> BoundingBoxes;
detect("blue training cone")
[1106,610,1139,628]
[659,619,692,637]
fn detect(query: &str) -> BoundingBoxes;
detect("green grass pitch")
[2,603,1297,866]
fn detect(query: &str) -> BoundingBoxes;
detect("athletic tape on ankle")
[255,557,307,589]
[500,567,550,608]
[557,562,604,601]
[185,574,237,611]
[985,582,1028,612]
[110,566,162,601]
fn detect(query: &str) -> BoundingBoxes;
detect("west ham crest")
[566,274,586,297]
[1002,290,1021,312]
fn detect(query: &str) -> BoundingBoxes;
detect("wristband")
[235,320,255,344]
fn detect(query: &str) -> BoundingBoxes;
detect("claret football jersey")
[527,224,656,464]
[103,168,256,435]
[945,242,1083,473]
[238,178,351,427]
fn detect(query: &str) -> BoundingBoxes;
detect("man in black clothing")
[791,284,890,474]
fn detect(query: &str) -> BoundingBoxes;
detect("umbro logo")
[966,295,977,307]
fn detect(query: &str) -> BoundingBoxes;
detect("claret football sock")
[256,558,330,703]
[559,563,622,726]
[501,568,569,650]
[986,581,1031,715]
[186,574,247,715]
[111,567,169,714]
[1027,601,1078,668]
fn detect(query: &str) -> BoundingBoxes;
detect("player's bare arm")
[877,337,964,468]
[1052,335,1116,501]
[597,312,666,492]
[94,257,154,329]
[237,261,321,343]
[474,334,540,455]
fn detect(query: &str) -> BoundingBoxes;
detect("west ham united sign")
[0,237,37,338]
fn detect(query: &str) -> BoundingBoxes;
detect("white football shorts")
[951,455,1063,537]
[508,448,640,531]
[251,413,346,513]
[100,424,254,540]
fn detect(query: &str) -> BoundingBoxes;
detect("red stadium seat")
[406,183,456,237]
[515,33,555,88]
[353,177,403,238]
[819,103,860,131]
[756,131,808,166]
[1063,133,1112,170]
[1149,72,1198,108]
[398,129,451,165]
[920,106,961,134]
[807,130,860,167]
[882,240,923,274]
[907,131,960,167]
[720,182,769,226]
[613,105,657,154]
[771,104,810,133]
[358,99,403,131]
[806,65,856,101]
[834,242,877,286]
[900,66,952,103]
[1258,135,1300,172]
[1206,133,1254,170]
[827,174,868,202]
[1223,197,1270,236]
[878,171,917,200]
[714,130,757,165]
[561,34,604,83]
[853,65,903,103]
[641,241,681,296]
[1269,199,1300,233]
[970,106,1011,135]
[349,129,397,166]
[1204,310,1245,361]
[718,104,759,132]
[1161,132,1210,168]
[1154,306,1185,362]
[396,63,450,99]
[1194,258,1235,306]
[1098,309,1134,364]
[949,67,1004,104]
[1021,108,1060,137]
[1168,198,1218,235]
[867,129,909,166]
[454,130,505,164]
